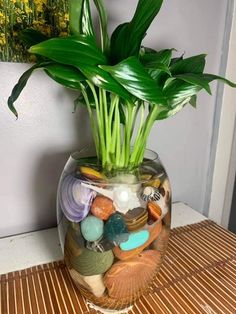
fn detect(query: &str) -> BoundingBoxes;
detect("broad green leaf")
[164,79,201,107]
[141,49,174,67]
[190,95,197,108]
[79,64,133,101]
[170,54,206,75]
[156,98,191,120]
[174,73,212,94]
[8,62,52,118]
[20,29,48,48]
[101,56,167,104]
[45,64,85,89]
[170,55,184,66]
[29,36,107,67]
[200,73,236,88]
[93,0,109,53]
[110,0,163,63]
[140,46,157,56]
[141,49,173,80]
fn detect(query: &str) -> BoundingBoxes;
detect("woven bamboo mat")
[1,220,236,314]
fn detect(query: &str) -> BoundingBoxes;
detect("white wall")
[0,0,230,237]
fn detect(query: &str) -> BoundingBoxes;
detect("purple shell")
[59,175,94,222]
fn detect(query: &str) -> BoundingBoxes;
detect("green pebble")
[71,248,114,276]
[81,216,104,242]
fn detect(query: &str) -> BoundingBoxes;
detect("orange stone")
[147,201,162,222]
[113,221,162,260]
[80,166,105,181]
[91,195,115,220]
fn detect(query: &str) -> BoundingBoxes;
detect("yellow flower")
[0,33,6,45]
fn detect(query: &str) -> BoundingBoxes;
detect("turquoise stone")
[81,216,104,242]
[104,213,129,245]
[120,230,150,251]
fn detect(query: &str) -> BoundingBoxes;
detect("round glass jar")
[57,149,171,311]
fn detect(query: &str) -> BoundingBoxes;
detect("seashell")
[124,207,148,231]
[81,183,141,214]
[59,175,94,222]
[81,216,104,242]
[70,248,114,276]
[141,186,161,202]
[104,250,161,299]
[80,166,105,181]
[69,268,106,298]
[113,221,162,260]
[91,195,115,220]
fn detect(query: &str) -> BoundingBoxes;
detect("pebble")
[81,216,104,242]
[113,221,162,260]
[80,166,105,181]
[104,250,161,299]
[104,213,129,245]
[70,248,114,276]
[69,268,106,297]
[159,178,171,204]
[124,207,148,231]
[120,230,149,251]
[147,202,162,224]
[91,195,115,220]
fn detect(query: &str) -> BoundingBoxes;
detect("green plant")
[8,0,236,170]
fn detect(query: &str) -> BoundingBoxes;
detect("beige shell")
[69,268,105,298]
[104,250,161,299]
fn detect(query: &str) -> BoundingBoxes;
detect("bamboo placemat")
[1,220,236,314]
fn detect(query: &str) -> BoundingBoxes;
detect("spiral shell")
[141,186,161,202]
[59,175,94,222]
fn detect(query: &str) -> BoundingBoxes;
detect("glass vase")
[57,149,171,312]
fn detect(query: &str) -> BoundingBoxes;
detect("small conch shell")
[141,186,161,202]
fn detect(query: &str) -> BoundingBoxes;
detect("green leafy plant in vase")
[8,0,236,312]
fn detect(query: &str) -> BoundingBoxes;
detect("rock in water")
[91,195,115,220]
[104,250,161,299]
[124,207,148,231]
[86,237,115,252]
[59,175,94,222]
[68,268,106,297]
[70,248,114,276]
[80,216,104,242]
[79,166,105,181]
[113,221,162,260]
[104,213,129,245]
[120,230,149,251]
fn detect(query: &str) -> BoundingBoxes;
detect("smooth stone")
[69,268,106,298]
[104,213,129,245]
[120,230,149,251]
[81,216,104,242]
[91,195,115,220]
[113,221,162,260]
[64,227,84,260]
[104,250,161,299]
[147,202,162,224]
[70,248,114,276]
[80,166,105,181]
[86,237,115,252]
[124,207,148,231]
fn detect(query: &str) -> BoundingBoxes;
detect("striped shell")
[104,250,161,299]
[141,186,161,202]
[59,175,94,222]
